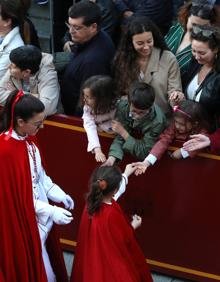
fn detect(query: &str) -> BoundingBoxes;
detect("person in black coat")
[114,0,173,35]
[60,1,115,116]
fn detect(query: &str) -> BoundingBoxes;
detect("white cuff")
[145,154,157,165]
[122,173,128,185]
[180,148,190,158]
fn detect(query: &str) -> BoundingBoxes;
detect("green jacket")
[109,100,167,161]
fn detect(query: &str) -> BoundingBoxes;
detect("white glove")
[51,206,73,225]
[47,185,74,210]
[62,194,74,210]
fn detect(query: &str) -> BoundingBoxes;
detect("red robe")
[70,200,152,282]
[0,134,68,282]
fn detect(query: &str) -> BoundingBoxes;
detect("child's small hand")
[124,163,137,178]
[131,214,142,229]
[170,149,182,160]
[132,161,150,176]
[94,147,106,163]
[111,120,128,139]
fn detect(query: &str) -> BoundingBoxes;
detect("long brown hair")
[113,17,168,97]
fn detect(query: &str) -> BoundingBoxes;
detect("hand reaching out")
[131,214,142,229]
[94,147,106,163]
[131,161,151,176]
[123,163,137,178]
[169,149,182,159]
[183,134,211,151]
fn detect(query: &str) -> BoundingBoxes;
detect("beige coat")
[140,47,182,116]
[0,53,59,116]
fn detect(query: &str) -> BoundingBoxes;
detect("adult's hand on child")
[169,91,185,105]
[170,149,182,159]
[102,156,116,167]
[131,214,142,229]
[94,147,106,163]
[51,206,73,225]
[183,134,211,151]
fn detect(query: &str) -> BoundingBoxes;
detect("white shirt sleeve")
[82,105,101,152]
[145,153,157,165]
[113,173,128,201]
[180,148,190,158]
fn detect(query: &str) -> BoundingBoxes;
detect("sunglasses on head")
[192,25,216,38]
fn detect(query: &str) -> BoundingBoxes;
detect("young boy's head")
[128,81,155,120]
[9,45,42,80]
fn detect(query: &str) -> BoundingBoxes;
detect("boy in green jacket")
[104,81,167,165]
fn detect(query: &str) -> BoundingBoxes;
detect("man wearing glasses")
[60,1,115,116]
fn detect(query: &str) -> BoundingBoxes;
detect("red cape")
[0,134,68,282]
[70,200,152,282]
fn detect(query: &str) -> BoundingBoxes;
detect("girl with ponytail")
[71,164,153,282]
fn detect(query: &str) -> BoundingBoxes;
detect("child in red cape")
[0,90,73,282]
[70,164,153,282]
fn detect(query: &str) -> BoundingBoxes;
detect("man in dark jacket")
[60,1,115,116]
[114,0,173,35]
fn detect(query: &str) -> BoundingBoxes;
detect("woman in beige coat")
[113,17,183,117]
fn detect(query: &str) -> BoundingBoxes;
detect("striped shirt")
[165,22,192,77]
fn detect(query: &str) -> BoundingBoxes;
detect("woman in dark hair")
[165,0,218,76]
[0,90,73,282]
[70,164,153,282]
[113,16,182,117]
[181,24,220,129]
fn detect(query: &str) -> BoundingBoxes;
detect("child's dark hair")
[87,166,122,215]
[0,90,45,133]
[174,100,210,131]
[128,81,155,110]
[9,45,42,74]
[81,75,118,115]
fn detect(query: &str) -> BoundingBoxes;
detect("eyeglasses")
[65,22,86,31]
[192,25,216,38]
[129,106,151,119]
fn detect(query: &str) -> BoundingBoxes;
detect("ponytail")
[87,166,122,216]
[87,181,104,215]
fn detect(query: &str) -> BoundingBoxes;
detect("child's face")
[83,88,95,108]
[174,116,193,134]
[129,103,150,120]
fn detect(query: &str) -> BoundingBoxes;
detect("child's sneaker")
[35,0,48,5]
